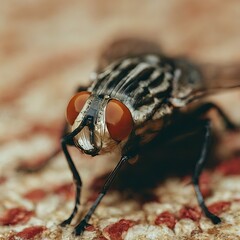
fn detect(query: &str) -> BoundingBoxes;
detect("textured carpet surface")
[0,1,240,239]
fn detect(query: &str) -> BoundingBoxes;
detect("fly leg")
[159,117,221,224]
[192,120,221,224]
[192,102,237,130]
[60,85,90,225]
[186,102,236,223]
[74,155,129,235]
[60,127,84,226]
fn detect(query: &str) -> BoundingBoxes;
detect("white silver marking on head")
[72,95,122,154]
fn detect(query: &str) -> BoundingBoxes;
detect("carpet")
[0,1,240,239]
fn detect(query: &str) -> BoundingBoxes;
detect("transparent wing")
[96,37,162,72]
[197,62,240,91]
[171,59,240,104]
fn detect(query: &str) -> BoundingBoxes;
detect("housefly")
[57,38,240,235]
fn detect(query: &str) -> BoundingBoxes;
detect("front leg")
[60,127,83,226]
[74,155,129,235]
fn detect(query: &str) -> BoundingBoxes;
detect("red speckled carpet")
[1,1,240,239]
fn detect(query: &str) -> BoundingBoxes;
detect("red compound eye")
[66,91,91,125]
[105,99,133,141]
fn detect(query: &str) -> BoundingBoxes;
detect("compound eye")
[66,91,91,125]
[105,99,133,141]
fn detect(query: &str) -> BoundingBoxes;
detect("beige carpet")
[1,1,240,239]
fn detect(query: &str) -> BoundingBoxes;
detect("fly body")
[60,38,239,235]
[68,54,205,157]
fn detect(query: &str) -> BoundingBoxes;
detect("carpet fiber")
[0,1,240,239]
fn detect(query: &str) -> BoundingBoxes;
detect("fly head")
[66,92,134,156]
